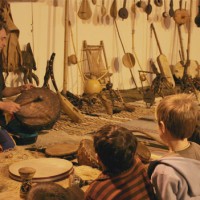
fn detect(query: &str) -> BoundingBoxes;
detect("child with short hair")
[84,124,156,200]
[26,182,68,200]
[26,182,84,200]
[148,93,200,200]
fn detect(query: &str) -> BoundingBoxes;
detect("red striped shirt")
[84,158,156,200]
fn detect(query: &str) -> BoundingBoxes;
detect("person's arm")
[2,86,21,97]
[0,84,34,114]
[2,84,34,97]
[151,165,186,200]
[0,101,20,114]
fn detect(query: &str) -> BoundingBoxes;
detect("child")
[84,124,156,200]
[26,182,68,200]
[26,182,84,200]
[148,93,200,200]
[155,93,200,159]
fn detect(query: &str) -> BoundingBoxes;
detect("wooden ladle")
[78,0,92,20]
[131,1,136,14]
[162,0,171,28]
[162,0,168,17]
[136,0,147,11]
[110,0,117,19]
[145,0,152,19]
[101,0,106,17]
[91,0,96,5]
[169,0,174,17]
[118,0,128,20]
[105,1,110,24]
[154,0,163,7]
[195,0,200,27]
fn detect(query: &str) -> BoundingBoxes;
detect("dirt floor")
[0,89,169,199]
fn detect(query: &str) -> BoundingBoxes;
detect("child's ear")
[96,153,101,164]
[159,121,166,134]
[96,154,105,169]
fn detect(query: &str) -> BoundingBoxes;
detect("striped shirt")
[84,158,156,200]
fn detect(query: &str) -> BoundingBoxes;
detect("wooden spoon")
[78,0,92,20]
[101,0,106,17]
[136,0,147,11]
[162,0,171,28]
[145,0,152,19]
[162,0,168,17]
[131,1,136,14]
[100,0,106,23]
[169,0,174,17]
[154,0,163,7]
[110,0,117,19]
[91,0,96,5]
[105,1,110,24]
[118,0,128,20]
[136,0,146,9]
[195,0,200,27]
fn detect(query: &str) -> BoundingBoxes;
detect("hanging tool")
[114,20,140,91]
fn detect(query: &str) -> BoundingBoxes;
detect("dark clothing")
[84,158,156,200]
[0,54,6,127]
[0,55,15,150]
[0,54,6,98]
[0,128,15,151]
[189,127,200,145]
[0,53,37,146]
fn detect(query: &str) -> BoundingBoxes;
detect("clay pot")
[84,79,102,94]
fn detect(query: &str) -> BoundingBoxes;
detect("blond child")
[148,93,200,200]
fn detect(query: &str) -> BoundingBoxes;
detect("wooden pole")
[63,0,69,93]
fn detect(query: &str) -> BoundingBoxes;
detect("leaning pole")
[63,0,69,93]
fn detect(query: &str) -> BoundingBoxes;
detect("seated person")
[26,182,84,200]
[0,21,36,148]
[148,93,200,200]
[84,124,156,200]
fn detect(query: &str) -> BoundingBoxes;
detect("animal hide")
[0,1,22,73]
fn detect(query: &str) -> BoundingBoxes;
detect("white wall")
[6,0,200,95]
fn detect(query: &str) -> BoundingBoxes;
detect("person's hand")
[0,101,20,114]
[20,84,35,93]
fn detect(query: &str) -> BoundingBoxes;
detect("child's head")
[93,124,138,174]
[26,182,68,200]
[156,93,199,140]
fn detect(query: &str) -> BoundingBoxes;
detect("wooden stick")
[20,96,43,107]
[150,23,163,54]
[187,0,193,61]
[63,0,69,94]
[177,24,186,61]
